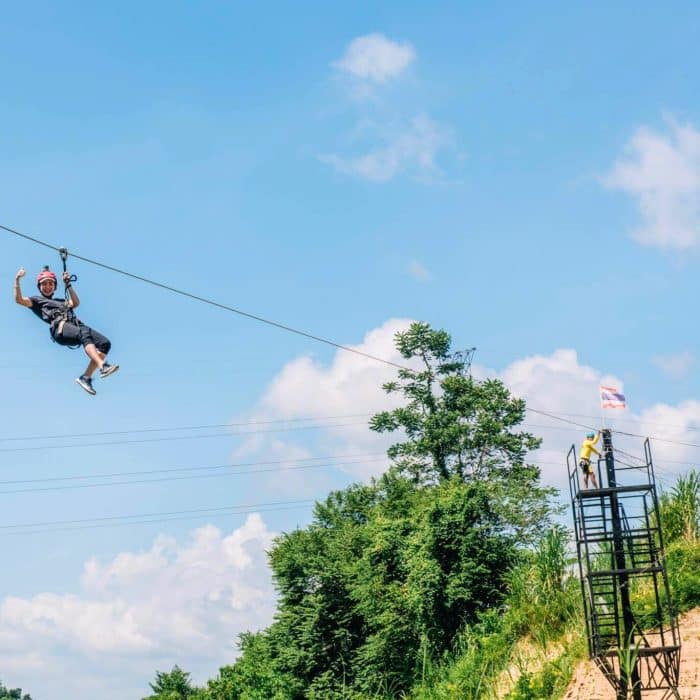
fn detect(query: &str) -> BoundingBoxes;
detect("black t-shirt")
[29,296,75,326]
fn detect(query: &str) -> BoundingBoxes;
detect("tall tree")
[143,665,199,700]
[370,322,539,483]
[370,322,553,541]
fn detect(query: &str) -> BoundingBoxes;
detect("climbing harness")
[49,248,81,349]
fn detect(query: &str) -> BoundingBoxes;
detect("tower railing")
[567,431,681,700]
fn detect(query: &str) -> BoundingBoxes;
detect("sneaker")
[99,363,119,379]
[76,375,96,395]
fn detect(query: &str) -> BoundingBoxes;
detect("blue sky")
[2,2,700,698]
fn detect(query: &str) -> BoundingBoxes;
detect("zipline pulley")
[58,247,77,285]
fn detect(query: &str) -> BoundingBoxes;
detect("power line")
[0,452,383,485]
[0,408,696,472]
[0,411,643,456]
[2,223,410,371]
[0,413,371,443]
[0,499,317,536]
[0,455,386,495]
[0,497,314,530]
[0,420,369,454]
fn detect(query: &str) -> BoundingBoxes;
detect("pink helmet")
[36,267,57,291]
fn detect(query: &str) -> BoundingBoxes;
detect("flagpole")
[599,385,607,432]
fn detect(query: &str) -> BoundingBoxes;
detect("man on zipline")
[14,266,118,395]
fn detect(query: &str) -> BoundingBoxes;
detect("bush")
[666,538,700,612]
[505,527,580,641]
[410,609,518,700]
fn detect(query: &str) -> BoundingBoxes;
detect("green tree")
[370,322,554,542]
[200,631,300,699]
[0,680,31,700]
[143,665,199,700]
[370,323,539,482]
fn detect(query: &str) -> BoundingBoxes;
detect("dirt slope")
[563,608,700,700]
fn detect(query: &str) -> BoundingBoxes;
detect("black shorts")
[52,322,111,353]
[579,459,593,475]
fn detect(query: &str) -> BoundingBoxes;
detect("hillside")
[563,608,700,700]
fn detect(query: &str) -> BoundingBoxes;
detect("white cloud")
[604,118,700,249]
[652,351,695,379]
[321,114,450,183]
[333,33,415,85]
[407,260,431,281]
[0,515,277,699]
[235,318,418,481]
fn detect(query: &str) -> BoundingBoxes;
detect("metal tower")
[568,429,681,700]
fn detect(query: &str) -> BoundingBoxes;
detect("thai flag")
[600,385,626,409]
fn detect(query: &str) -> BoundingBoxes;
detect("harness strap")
[53,247,81,349]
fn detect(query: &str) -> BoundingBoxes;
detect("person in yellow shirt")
[579,430,601,488]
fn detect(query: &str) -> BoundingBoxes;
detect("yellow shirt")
[580,433,601,461]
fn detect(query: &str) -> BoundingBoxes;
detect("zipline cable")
[0,408,698,469]
[1,223,410,371]
[6,221,700,455]
[10,221,697,453]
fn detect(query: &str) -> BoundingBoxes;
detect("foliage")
[370,325,538,481]
[635,473,700,624]
[410,609,518,700]
[409,526,583,700]
[369,323,554,544]
[143,665,200,700]
[505,526,579,640]
[503,640,585,700]
[666,537,700,612]
[659,470,700,544]
[258,474,523,697]
[199,632,299,699]
[0,680,31,700]
[617,631,643,699]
